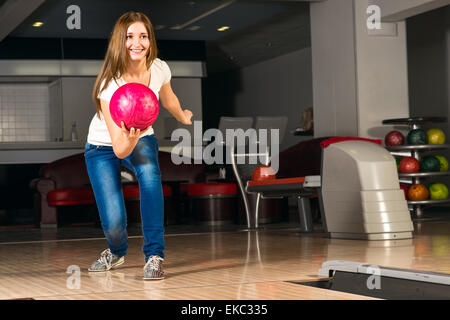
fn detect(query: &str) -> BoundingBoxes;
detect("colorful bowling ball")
[407,184,429,201]
[420,156,441,172]
[109,82,159,131]
[252,165,276,182]
[385,131,405,146]
[429,183,449,200]
[399,184,408,199]
[435,155,449,172]
[427,128,446,144]
[407,129,427,145]
[399,157,420,173]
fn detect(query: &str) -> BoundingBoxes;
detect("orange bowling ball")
[407,184,429,201]
[252,165,276,181]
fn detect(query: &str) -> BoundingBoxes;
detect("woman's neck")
[124,59,148,79]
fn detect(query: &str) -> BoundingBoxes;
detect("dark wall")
[407,7,448,121]
[202,69,242,131]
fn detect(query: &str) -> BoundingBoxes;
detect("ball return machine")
[245,137,414,240]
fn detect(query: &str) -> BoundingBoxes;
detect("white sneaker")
[88,249,124,272]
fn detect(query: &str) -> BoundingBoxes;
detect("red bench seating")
[31,151,220,228]
[47,184,172,206]
[186,182,238,225]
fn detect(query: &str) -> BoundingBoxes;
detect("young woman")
[85,11,192,280]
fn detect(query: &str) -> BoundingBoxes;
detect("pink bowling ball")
[109,82,159,131]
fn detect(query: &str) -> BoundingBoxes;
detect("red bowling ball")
[385,130,405,146]
[400,184,408,199]
[109,83,159,131]
[399,157,420,173]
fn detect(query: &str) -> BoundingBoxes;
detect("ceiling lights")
[32,22,44,27]
[217,26,230,32]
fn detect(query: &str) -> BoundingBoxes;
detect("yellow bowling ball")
[427,128,446,144]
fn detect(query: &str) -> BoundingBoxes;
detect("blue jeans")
[84,135,165,262]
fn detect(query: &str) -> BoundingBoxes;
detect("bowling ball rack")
[382,117,450,219]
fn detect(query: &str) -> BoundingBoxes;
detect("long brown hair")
[92,12,158,117]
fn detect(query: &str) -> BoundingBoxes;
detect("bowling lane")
[0,216,449,300]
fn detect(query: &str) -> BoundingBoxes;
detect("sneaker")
[143,255,165,280]
[88,249,124,272]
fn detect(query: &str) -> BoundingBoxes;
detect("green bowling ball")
[420,156,441,172]
[407,129,427,145]
[429,183,449,200]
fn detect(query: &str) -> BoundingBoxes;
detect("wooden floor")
[0,219,449,300]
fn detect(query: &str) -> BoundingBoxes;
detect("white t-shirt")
[87,58,171,146]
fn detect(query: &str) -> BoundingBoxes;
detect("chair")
[254,116,288,148]
[217,117,254,228]
[250,116,288,227]
[219,116,288,229]
[246,137,329,232]
[218,116,253,134]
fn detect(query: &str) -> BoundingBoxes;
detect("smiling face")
[126,22,150,62]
